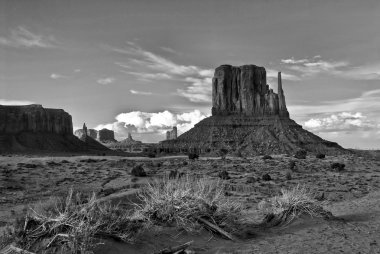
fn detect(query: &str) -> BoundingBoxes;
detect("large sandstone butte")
[0,104,109,153]
[160,64,345,156]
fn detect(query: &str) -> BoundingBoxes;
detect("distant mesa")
[159,64,346,156]
[105,132,153,153]
[0,104,110,153]
[74,124,117,143]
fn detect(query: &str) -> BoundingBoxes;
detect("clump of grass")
[8,189,145,253]
[134,175,242,232]
[258,184,333,227]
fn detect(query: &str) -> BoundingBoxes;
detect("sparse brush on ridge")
[133,175,243,233]
[6,189,145,253]
[258,184,333,227]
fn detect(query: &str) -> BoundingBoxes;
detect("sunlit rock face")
[211,65,289,117]
[159,64,346,156]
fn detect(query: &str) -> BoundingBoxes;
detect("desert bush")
[218,170,230,180]
[331,162,345,171]
[134,175,242,232]
[316,153,326,159]
[294,149,307,159]
[262,155,273,160]
[188,153,199,160]
[131,164,147,177]
[285,170,292,180]
[262,173,272,181]
[147,152,156,158]
[218,148,228,160]
[289,160,296,171]
[7,189,145,253]
[258,184,333,227]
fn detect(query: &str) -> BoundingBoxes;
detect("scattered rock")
[131,164,147,177]
[294,149,307,159]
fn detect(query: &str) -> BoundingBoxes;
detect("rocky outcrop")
[160,64,346,156]
[98,128,116,143]
[166,126,177,140]
[211,65,289,117]
[74,124,99,140]
[0,104,73,134]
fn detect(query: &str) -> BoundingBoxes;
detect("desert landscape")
[1,1,380,253]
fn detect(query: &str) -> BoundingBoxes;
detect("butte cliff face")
[0,105,110,153]
[212,65,289,117]
[0,104,73,134]
[160,64,345,156]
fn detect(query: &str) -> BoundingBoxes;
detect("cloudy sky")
[1,0,380,148]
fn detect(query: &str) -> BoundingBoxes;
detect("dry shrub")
[258,184,333,227]
[10,189,145,253]
[134,175,242,232]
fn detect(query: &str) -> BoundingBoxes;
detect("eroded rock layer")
[160,115,344,156]
[212,65,289,117]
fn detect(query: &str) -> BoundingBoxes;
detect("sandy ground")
[1,153,380,253]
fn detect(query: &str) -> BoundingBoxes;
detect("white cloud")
[304,112,376,132]
[0,99,34,105]
[160,46,180,55]
[281,58,309,64]
[97,77,115,85]
[95,109,209,140]
[267,69,301,81]
[0,26,57,48]
[177,77,212,102]
[289,88,380,117]
[281,56,380,80]
[124,71,172,81]
[50,73,67,79]
[109,43,213,102]
[130,90,152,95]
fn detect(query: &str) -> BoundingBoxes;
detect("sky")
[1,0,380,148]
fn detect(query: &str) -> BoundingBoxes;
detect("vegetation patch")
[134,175,243,233]
[2,189,144,253]
[258,185,333,227]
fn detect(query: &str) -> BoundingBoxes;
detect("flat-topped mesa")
[0,104,73,135]
[211,64,289,117]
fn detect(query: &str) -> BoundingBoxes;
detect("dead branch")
[153,240,193,254]
[196,217,236,241]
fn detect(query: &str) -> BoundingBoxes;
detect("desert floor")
[1,153,380,253]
